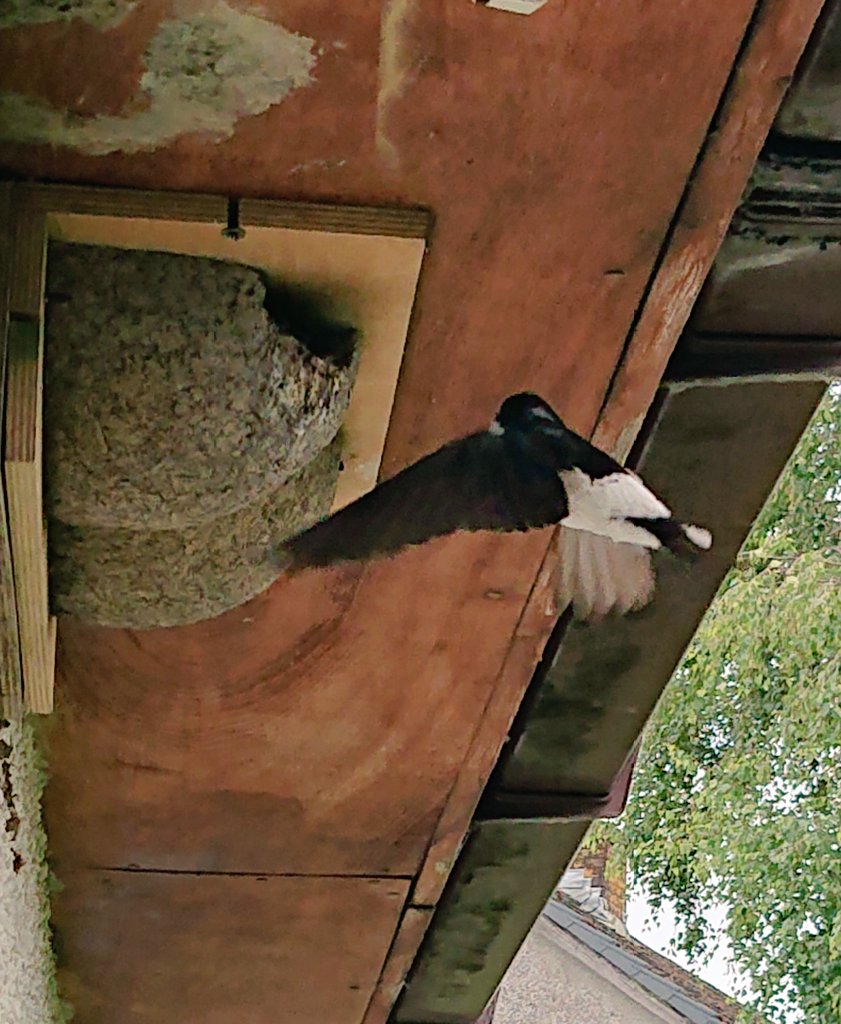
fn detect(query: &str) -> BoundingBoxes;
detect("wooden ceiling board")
[52,871,408,1024]
[0,2,827,1021]
[42,534,548,876]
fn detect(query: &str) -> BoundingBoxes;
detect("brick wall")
[570,841,627,922]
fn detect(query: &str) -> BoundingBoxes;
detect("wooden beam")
[0,182,23,719]
[593,0,828,462]
[4,311,54,713]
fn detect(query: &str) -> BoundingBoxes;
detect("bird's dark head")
[493,392,565,435]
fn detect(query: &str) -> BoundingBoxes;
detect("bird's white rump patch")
[559,467,671,547]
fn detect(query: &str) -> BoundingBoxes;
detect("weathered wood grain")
[53,871,408,1024]
[593,0,827,462]
[362,907,432,1024]
[4,315,54,713]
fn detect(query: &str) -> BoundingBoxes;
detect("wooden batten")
[3,186,54,712]
[4,313,54,713]
[4,184,55,713]
[239,197,431,238]
[23,183,227,227]
[0,182,23,719]
[362,907,432,1024]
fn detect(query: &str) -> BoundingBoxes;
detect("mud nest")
[44,242,357,628]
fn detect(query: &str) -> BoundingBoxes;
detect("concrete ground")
[495,917,677,1024]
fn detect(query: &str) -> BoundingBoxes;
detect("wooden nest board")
[0,183,430,714]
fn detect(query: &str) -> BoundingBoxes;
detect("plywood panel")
[43,535,544,875]
[53,871,408,1024]
[414,548,559,906]
[4,315,54,713]
[0,1,761,449]
[593,0,827,462]
[362,907,432,1024]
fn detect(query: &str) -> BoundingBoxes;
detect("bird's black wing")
[276,430,565,572]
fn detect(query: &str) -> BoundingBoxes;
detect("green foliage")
[596,385,841,1023]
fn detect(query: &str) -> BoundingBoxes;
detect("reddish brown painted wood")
[44,533,545,874]
[27,0,764,881]
[1,2,759,443]
[53,871,408,1024]
[593,0,827,461]
[2,3,820,1016]
[362,907,432,1024]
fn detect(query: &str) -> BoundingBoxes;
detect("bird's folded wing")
[556,527,656,619]
[277,430,563,572]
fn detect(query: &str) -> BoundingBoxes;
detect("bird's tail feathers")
[629,517,713,557]
[556,528,656,621]
[681,523,712,550]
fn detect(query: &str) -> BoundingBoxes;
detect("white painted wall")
[0,717,60,1024]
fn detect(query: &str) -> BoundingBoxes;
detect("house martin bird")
[274,392,711,619]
